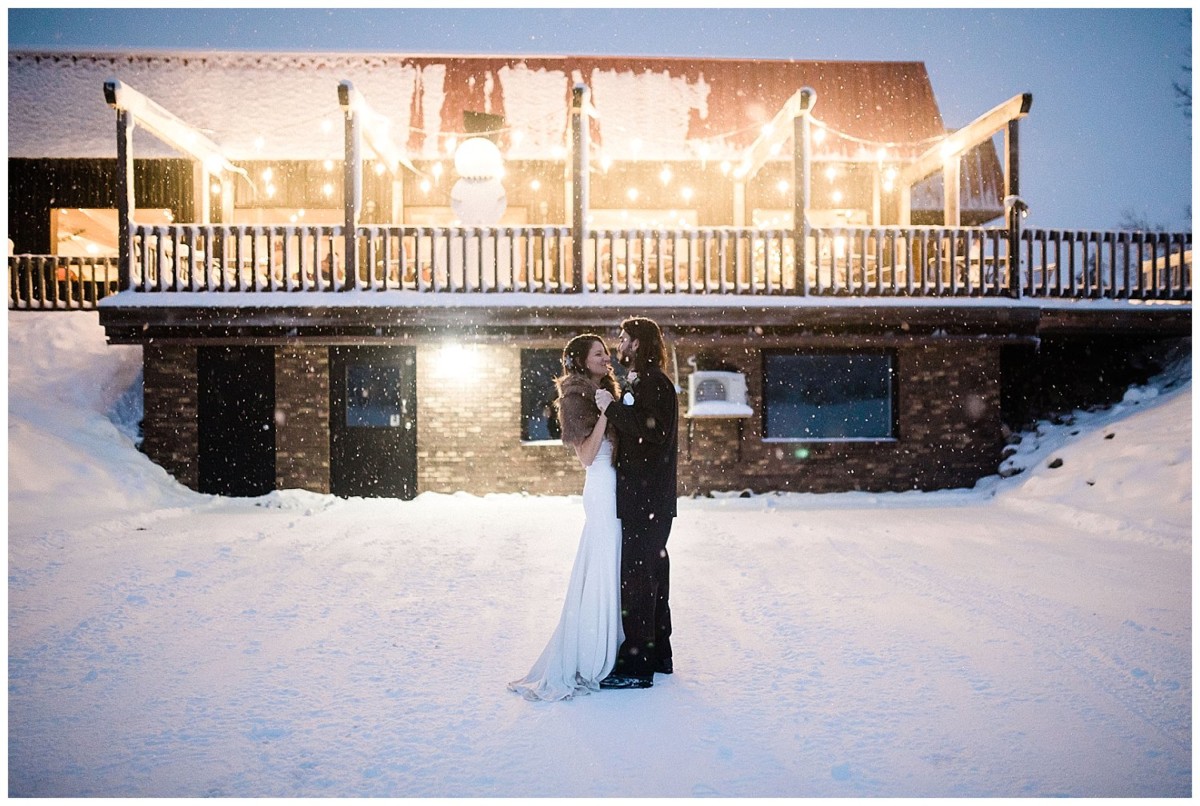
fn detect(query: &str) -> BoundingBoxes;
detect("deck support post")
[114,108,135,291]
[570,83,589,293]
[793,87,816,294]
[339,81,362,289]
[1005,118,1023,298]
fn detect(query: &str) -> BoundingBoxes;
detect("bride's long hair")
[559,333,620,399]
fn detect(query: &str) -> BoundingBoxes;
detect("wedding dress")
[508,438,623,701]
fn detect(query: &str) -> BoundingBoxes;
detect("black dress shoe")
[599,675,653,689]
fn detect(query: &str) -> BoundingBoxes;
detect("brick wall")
[142,343,199,490]
[416,343,582,496]
[675,339,1004,494]
[275,346,331,493]
[140,336,1005,499]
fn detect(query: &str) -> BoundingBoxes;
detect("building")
[8,49,1191,498]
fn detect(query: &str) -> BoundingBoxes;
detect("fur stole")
[556,372,618,460]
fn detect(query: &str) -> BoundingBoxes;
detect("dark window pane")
[521,349,563,442]
[346,364,403,427]
[764,352,894,440]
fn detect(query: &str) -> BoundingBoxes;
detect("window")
[763,351,895,441]
[521,349,563,443]
[345,364,405,428]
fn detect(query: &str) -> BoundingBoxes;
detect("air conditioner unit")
[687,371,752,418]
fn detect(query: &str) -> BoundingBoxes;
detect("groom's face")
[617,330,638,368]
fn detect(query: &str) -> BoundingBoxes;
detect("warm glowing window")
[589,209,697,230]
[52,208,169,257]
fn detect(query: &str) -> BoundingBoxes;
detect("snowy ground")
[6,312,1192,798]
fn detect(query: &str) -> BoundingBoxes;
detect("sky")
[7,310,1191,797]
[5,7,1194,230]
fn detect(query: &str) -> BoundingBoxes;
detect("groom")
[594,317,678,690]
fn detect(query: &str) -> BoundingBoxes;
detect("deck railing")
[8,255,121,310]
[9,223,1191,309]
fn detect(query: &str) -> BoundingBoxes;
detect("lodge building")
[8,49,1191,499]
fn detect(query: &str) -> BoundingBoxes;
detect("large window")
[521,349,563,443]
[763,351,895,441]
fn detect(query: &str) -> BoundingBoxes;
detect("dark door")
[198,345,276,496]
[329,346,417,499]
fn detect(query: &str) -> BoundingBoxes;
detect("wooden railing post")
[570,83,589,293]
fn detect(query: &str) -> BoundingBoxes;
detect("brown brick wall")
[275,346,331,493]
[141,343,199,490]
[674,339,1004,494]
[139,336,1005,499]
[416,343,583,496]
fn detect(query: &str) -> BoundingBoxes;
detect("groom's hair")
[621,317,667,373]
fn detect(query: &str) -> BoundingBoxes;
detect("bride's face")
[584,340,611,380]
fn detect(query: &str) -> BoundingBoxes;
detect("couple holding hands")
[509,317,678,701]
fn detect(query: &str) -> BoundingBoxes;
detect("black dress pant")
[614,516,673,679]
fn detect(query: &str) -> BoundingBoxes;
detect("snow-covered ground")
[7,312,1191,797]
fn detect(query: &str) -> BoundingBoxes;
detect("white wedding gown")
[508,438,624,701]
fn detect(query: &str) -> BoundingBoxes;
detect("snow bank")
[6,312,1191,797]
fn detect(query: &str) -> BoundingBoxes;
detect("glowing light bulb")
[824,165,838,182]
[720,160,732,176]
[831,189,844,205]
[681,186,694,202]
[322,182,334,198]
[659,165,673,185]
[813,127,826,144]
[530,179,541,192]
[777,179,789,194]
[323,159,335,172]
[627,187,640,202]
[262,167,274,182]
[420,178,432,193]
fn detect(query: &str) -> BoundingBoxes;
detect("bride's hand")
[594,389,614,410]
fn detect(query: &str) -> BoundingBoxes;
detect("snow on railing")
[8,255,120,310]
[9,224,1192,309]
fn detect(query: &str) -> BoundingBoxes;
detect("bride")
[508,334,624,701]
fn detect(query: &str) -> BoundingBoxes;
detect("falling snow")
[7,312,1191,797]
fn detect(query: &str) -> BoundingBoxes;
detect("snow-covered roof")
[9,49,949,164]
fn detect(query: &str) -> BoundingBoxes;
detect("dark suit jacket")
[603,367,679,524]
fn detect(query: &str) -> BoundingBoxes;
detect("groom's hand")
[594,389,614,411]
